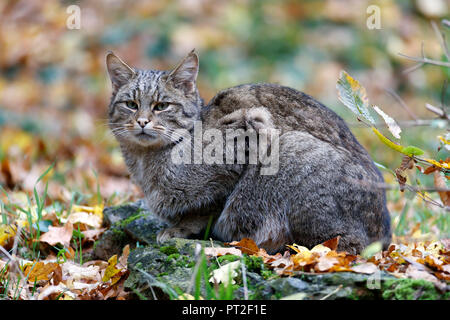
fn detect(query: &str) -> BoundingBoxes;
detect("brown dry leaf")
[39,222,73,247]
[321,236,340,251]
[204,247,242,257]
[61,261,101,282]
[315,256,339,272]
[82,228,106,242]
[64,247,75,259]
[434,171,450,207]
[225,238,259,255]
[117,244,130,269]
[23,261,59,282]
[269,251,292,268]
[351,262,378,274]
[38,283,73,300]
[405,265,446,290]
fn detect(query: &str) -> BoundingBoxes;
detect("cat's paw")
[157,227,190,244]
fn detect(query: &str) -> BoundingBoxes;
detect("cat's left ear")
[165,49,199,95]
[106,51,136,91]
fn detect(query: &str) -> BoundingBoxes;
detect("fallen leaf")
[67,211,102,228]
[61,262,100,281]
[82,228,106,242]
[315,256,339,272]
[434,171,450,207]
[351,262,378,274]
[0,224,17,247]
[204,247,242,257]
[39,223,73,247]
[23,261,59,282]
[209,260,240,286]
[225,238,259,255]
[321,236,340,251]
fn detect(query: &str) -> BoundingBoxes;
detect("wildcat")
[106,50,391,254]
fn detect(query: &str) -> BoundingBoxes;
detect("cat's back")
[202,83,368,159]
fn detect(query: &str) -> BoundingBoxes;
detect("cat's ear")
[106,52,135,91]
[165,49,199,95]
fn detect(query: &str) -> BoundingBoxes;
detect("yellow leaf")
[93,204,104,219]
[371,127,404,153]
[423,158,449,169]
[438,135,449,145]
[23,262,59,282]
[67,211,102,228]
[0,224,17,246]
[177,293,204,300]
[102,254,120,283]
[287,243,310,255]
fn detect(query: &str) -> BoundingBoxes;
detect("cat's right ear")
[106,52,135,91]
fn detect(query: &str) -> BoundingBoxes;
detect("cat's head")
[106,50,201,148]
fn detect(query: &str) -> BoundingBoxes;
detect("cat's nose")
[137,118,150,128]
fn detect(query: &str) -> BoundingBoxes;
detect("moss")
[217,255,240,264]
[175,256,192,268]
[117,212,146,228]
[160,245,179,256]
[167,253,180,261]
[242,254,276,279]
[157,272,169,277]
[382,279,439,300]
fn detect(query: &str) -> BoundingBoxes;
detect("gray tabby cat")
[106,50,391,254]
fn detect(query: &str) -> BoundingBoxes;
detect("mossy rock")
[93,201,167,260]
[100,201,450,300]
[382,278,444,300]
[125,238,222,299]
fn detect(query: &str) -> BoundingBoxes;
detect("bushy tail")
[381,206,392,250]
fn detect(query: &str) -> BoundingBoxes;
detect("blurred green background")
[0,0,448,238]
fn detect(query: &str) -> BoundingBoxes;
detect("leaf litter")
[206,235,449,292]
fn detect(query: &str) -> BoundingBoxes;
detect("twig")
[431,21,450,60]
[241,261,248,300]
[384,88,419,121]
[348,118,446,128]
[425,103,447,118]
[399,30,450,70]
[320,284,343,300]
[209,238,221,268]
[345,177,450,211]
[398,53,450,68]
[402,61,425,74]
[443,19,450,29]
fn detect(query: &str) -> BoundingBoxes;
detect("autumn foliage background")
[0,0,449,294]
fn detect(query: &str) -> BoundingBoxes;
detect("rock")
[269,277,309,296]
[125,238,221,299]
[93,200,167,260]
[103,200,146,226]
[98,201,449,300]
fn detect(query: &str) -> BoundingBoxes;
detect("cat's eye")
[153,102,170,112]
[125,101,139,110]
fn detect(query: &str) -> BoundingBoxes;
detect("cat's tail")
[380,206,392,250]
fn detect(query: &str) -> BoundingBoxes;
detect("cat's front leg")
[156,214,214,244]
